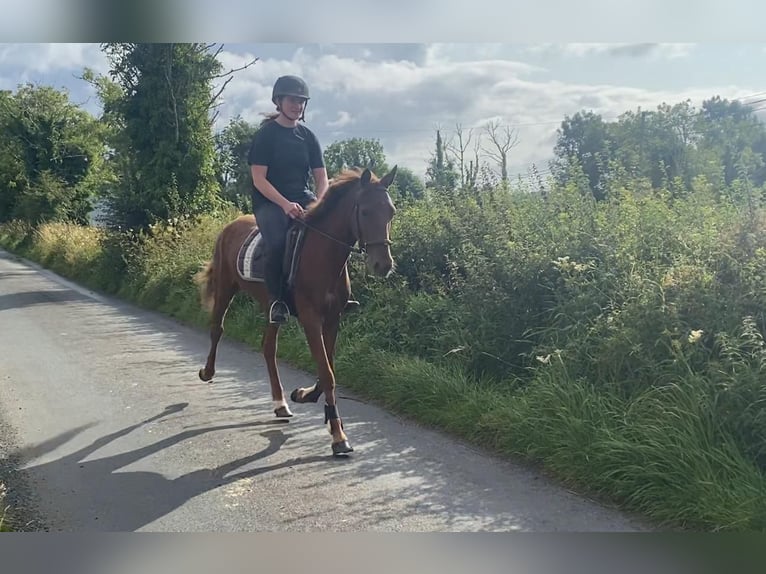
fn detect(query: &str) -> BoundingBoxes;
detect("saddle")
[236,221,307,291]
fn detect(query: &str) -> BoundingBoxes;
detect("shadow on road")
[0,289,92,312]
[12,403,330,531]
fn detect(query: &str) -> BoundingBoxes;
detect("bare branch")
[483,119,519,157]
[445,123,477,187]
[468,131,482,188]
[207,75,234,109]
[482,119,520,182]
[212,57,259,79]
[164,43,180,144]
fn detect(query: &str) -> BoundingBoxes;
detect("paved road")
[0,249,650,531]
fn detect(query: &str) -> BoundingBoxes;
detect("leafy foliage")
[0,84,109,224]
[214,114,259,211]
[425,129,459,192]
[86,43,226,229]
[323,137,389,178]
[552,97,766,201]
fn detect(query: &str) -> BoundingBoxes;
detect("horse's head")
[355,165,397,277]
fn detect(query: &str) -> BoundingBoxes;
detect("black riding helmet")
[272,75,310,121]
[271,75,310,103]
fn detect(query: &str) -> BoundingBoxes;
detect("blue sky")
[1,43,764,180]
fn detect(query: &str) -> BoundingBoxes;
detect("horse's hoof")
[198,368,213,382]
[274,405,293,418]
[332,440,354,457]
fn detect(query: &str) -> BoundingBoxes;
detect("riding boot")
[265,250,289,324]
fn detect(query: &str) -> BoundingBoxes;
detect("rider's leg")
[254,202,290,324]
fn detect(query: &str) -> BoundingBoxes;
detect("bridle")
[297,189,393,255]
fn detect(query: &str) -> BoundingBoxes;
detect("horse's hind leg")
[262,323,293,418]
[318,314,352,455]
[199,282,237,382]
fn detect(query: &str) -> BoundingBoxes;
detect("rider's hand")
[283,201,305,219]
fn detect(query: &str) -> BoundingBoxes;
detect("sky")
[0,43,764,181]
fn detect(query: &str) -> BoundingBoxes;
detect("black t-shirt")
[247,120,325,208]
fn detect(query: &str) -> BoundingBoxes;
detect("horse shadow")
[12,403,327,531]
[0,289,92,312]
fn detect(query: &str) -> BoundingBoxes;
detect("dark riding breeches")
[253,191,315,301]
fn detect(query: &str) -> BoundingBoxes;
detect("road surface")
[0,249,650,531]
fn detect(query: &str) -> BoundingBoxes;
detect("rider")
[248,75,326,324]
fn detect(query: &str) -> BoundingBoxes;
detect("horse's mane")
[304,167,378,223]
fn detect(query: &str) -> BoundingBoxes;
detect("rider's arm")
[307,129,328,200]
[251,165,290,210]
[313,167,329,200]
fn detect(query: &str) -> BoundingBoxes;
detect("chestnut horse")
[194,166,397,456]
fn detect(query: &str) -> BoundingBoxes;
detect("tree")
[323,137,389,179]
[425,128,458,193]
[482,119,519,184]
[86,43,256,229]
[696,96,766,187]
[388,166,425,202]
[0,84,108,224]
[445,123,480,190]
[552,111,614,200]
[214,115,258,211]
[609,104,697,191]
[0,90,25,220]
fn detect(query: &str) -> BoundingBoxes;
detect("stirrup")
[269,300,289,324]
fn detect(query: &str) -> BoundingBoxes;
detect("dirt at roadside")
[0,400,48,532]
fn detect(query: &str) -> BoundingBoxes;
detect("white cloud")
[424,43,508,66]
[0,43,108,74]
[653,44,696,59]
[0,43,109,116]
[327,110,354,128]
[527,43,696,60]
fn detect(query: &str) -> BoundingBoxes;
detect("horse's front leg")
[299,311,353,456]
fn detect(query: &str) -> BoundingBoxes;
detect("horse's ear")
[379,165,398,189]
[361,168,372,187]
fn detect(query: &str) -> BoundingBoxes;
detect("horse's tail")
[195,232,224,313]
[194,259,215,312]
